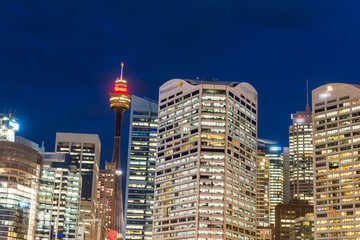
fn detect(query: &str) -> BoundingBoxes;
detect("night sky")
[1,1,360,170]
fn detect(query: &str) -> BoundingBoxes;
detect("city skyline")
[2,1,360,240]
[2,1,360,167]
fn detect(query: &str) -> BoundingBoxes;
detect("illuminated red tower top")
[109,62,131,112]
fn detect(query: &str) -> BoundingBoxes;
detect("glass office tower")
[258,138,283,226]
[0,138,42,240]
[289,107,313,203]
[124,95,158,240]
[256,150,270,228]
[36,152,82,239]
[55,133,101,239]
[313,83,360,239]
[96,161,116,232]
[153,79,258,240]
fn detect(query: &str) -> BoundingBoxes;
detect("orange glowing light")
[107,230,117,240]
[114,85,127,93]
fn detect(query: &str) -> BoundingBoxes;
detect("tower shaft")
[112,110,124,237]
[109,62,131,239]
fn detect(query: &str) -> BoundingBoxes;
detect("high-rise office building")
[55,133,101,239]
[282,147,290,204]
[0,113,19,142]
[0,137,42,240]
[124,95,158,240]
[288,213,314,240]
[257,150,271,228]
[153,79,258,240]
[109,62,131,237]
[258,139,284,226]
[289,102,313,203]
[96,161,116,232]
[313,83,360,239]
[275,200,313,240]
[36,152,82,239]
[257,150,272,240]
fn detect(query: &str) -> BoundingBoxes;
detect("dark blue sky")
[1,1,360,169]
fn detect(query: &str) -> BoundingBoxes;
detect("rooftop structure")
[0,113,19,142]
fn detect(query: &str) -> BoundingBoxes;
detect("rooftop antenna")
[305,78,311,113]
[120,62,124,80]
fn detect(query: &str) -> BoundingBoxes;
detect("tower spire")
[120,62,124,80]
[305,78,311,113]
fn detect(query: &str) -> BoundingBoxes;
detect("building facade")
[153,79,258,240]
[289,107,313,203]
[36,152,82,239]
[257,150,272,240]
[257,150,270,228]
[0,138,42,240]
[313,83,360,239]
[282,147,290,204]
[288,213,314,240]
[274,200,313,240]
[55,133,101,239]
[123,95,158,240]
[96,161,116,232]
[258,139,284,226]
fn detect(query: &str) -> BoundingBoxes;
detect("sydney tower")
[109,62,131,239]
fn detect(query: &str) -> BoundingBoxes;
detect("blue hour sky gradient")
[1,0,360,169]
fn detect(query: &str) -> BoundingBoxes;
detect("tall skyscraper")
[258,139,284,226]
[257,150,271,228]
[289,100,313,203]
[36,152,82,239]
[313,83,360,239]
[124,95,158,240]
[55,132,101,239]
[257,150,272,240]
[282,147,290,204]
[109,62,131,237]
[96,161,116,231]
[153,79,258,240]
[0,137,42,240]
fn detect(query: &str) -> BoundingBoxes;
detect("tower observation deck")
[109,62,131,239]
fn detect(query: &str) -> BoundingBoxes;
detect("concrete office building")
[275,200,313,240]
[96,161,116,232]
[313,83,360,239]
[258,228,273,240]
[257,150,271,228]
[36,152,82,239]
[123,95,158,240]
[258,139,284,226]
[288,213,314,240]
[289,102,313,203]
[153,79,258,240]
[0,137,42,240]
[55,133,101,239]
[257,150,272,240]
[282,147,290,204]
